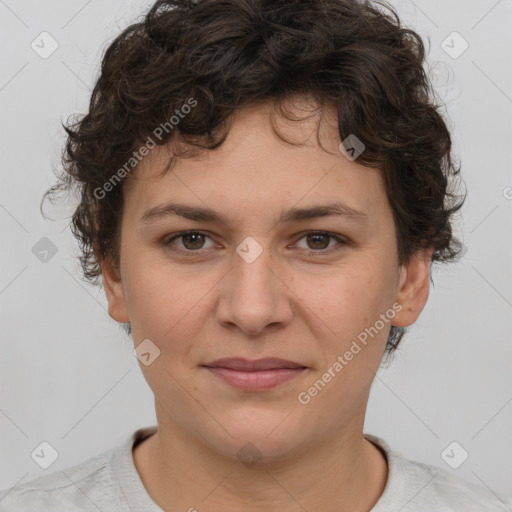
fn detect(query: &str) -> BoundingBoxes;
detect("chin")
[198,408,310,463]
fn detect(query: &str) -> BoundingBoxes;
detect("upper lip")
[203,358,307,371]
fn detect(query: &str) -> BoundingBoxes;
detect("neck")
[133,416,388,511]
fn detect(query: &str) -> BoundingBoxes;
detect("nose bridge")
[233,236,277,306]
[235,238,274,291]
[217,235,291,334]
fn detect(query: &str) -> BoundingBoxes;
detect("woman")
[2,0,510,510]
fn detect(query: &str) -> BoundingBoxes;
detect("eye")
[164,231,216,254]
[163,230,348,257]
[292,231,348,255]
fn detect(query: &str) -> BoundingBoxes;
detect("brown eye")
[293,231,348,255]
[180,233,206,250]
[306,233,331,250]
[164,231,215,253]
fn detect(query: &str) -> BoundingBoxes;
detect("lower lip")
[204,366,307,391]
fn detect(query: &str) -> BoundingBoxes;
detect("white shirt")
[1,425,511,511]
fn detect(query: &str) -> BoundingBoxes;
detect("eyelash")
[163,230,349,257]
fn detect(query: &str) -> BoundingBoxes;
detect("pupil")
[308,233,328,250]
[184,233,204,250]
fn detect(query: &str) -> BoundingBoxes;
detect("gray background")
[1,0,511,498]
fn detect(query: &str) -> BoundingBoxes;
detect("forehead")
[122,100,387,226]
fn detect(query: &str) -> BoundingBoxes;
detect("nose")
[215,241,294,337]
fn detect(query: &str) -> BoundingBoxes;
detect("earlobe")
[392,248,434,327]
[100,258,130,323]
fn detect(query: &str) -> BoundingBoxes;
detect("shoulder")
[365,434,512,511]
[0,441,127,511]
[401,457,512,510]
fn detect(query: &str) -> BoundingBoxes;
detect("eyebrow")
[140,201,368,226]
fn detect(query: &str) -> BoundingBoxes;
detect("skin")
[101,96,433,512]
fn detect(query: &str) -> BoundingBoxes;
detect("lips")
[203,357,306,371]
[202,358,308,391]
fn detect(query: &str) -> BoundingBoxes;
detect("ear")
[99,256,130,324]
[392,247,434,327]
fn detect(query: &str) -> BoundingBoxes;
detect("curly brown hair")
[42,0,466,356]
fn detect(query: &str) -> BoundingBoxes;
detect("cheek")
[121,257,177,336]
[294,259,397,363]
[123,258,217,352]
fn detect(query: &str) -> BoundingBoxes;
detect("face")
[102,97,432,460]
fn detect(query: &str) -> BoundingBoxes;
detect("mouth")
[201,358,309,391]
